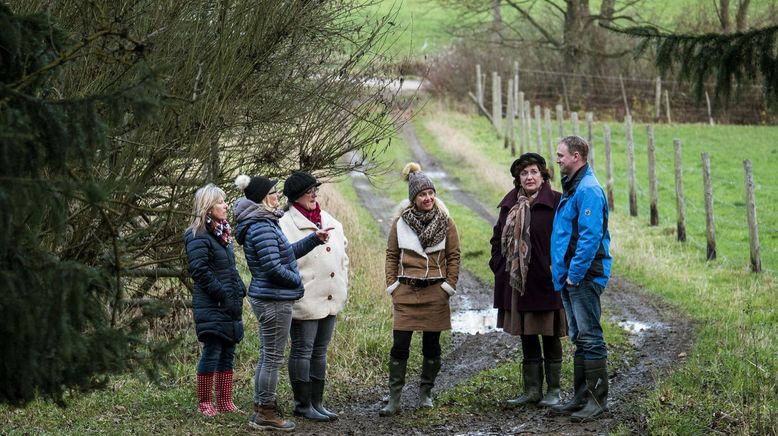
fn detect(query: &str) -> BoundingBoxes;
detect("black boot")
[507,359,543,406]
[418,357,441,408]
[538,359,562,407]
[379,358,407,417]
[311,378,338,420]
[291,381,330,422]
[570,358,608,422]
[551,356,587,414]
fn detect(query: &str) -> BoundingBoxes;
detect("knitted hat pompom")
[402,162,422,181]
[235,174,251,190]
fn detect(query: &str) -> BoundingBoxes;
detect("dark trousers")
[390,330,441,360]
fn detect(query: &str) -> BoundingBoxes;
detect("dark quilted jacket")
[233,199,321,301]
[185,229,246,343]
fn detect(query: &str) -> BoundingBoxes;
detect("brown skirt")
[392,283,451,332]
[497,308,567,337]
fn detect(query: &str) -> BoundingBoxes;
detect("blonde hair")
[187,183,226,234]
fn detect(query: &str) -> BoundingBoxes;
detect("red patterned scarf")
[206,216,232,246]
[293,202,322,229]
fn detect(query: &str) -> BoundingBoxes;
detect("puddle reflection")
[618,320,654,334]
[452,308,499,334]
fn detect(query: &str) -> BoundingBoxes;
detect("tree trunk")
[719,0,731,33]
[736,0,750,32]
[492,0,502,42]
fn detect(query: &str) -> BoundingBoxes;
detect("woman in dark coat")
[489,153,567,407]
[185,183,246,417]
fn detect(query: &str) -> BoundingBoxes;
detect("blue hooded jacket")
[233,198,321,301]
[550,164,611,291]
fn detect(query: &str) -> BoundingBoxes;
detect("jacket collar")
[561,163,589,196]
[396,218,445,258]
[287,205,319,230]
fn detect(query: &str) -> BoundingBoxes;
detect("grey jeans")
[288,315,337,382]
[249,297,293,406]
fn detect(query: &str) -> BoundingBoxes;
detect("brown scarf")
[501,188,537,295]
[401,205,448,249]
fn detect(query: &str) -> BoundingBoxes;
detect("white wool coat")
[279,207,349,320]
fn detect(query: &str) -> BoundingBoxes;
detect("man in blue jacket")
[550,136,611,422]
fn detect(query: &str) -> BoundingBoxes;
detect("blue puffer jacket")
[233,198,322,301]
[185,229,246,343]
[551,164,612,291]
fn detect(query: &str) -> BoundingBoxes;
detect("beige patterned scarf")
[501,188,537,295]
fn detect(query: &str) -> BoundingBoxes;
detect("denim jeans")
[249,297,294,406]
[288,315,337,382]
[561,280,608,360]
[197,338,236,373]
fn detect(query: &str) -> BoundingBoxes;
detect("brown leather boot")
[248,403,296,431]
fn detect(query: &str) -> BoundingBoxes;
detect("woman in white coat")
[279,171,349,422]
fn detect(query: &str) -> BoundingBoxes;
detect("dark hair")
[559,135,589,161]
[511,153,550,187]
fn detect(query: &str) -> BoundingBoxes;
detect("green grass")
[361,0,461,60]
[364,0,778,60]
[419,103,778,433]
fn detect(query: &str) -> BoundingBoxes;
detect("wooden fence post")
[619,74,631,118]
[664,89,672,124]
[626,115,638,217]
[524,100,532,155]
[476,64,483,107]
[571,111,580,137]
[513,61,520,105]
[647,125,658,226]
[518,92,525,153]
[655,76,661,122]
[673,139,686,242]
[545,108,555,180]
[505,79,515,154]
[604,124,614,211]
[705,91,715,125]
[534,105,543,154]
[586,112,595,169]
[556,104,564,139]
[743,160,761,272]
[702,152,716,260]
[492,72,502,135]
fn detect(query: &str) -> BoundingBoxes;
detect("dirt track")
[292,119,694,435]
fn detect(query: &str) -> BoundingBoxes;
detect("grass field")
[364,0,778,59]
[416,102,777,433]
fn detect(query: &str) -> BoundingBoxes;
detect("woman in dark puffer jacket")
[185,183,247,417]
[233,174,332,432]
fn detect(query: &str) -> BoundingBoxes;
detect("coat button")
[326,246,331,252]
[330,272,335,278]
[327,295,332,300]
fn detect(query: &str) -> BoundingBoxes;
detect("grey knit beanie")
[403,162,435,201]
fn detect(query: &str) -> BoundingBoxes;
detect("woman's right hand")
[315,226,334,242]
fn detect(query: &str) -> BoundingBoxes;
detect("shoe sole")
[248,421,296,432]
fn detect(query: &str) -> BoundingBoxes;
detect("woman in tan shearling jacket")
[379,163,460,417]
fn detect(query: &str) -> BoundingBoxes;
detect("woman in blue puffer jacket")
[233,174,332,432]
[185,183,247,417]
